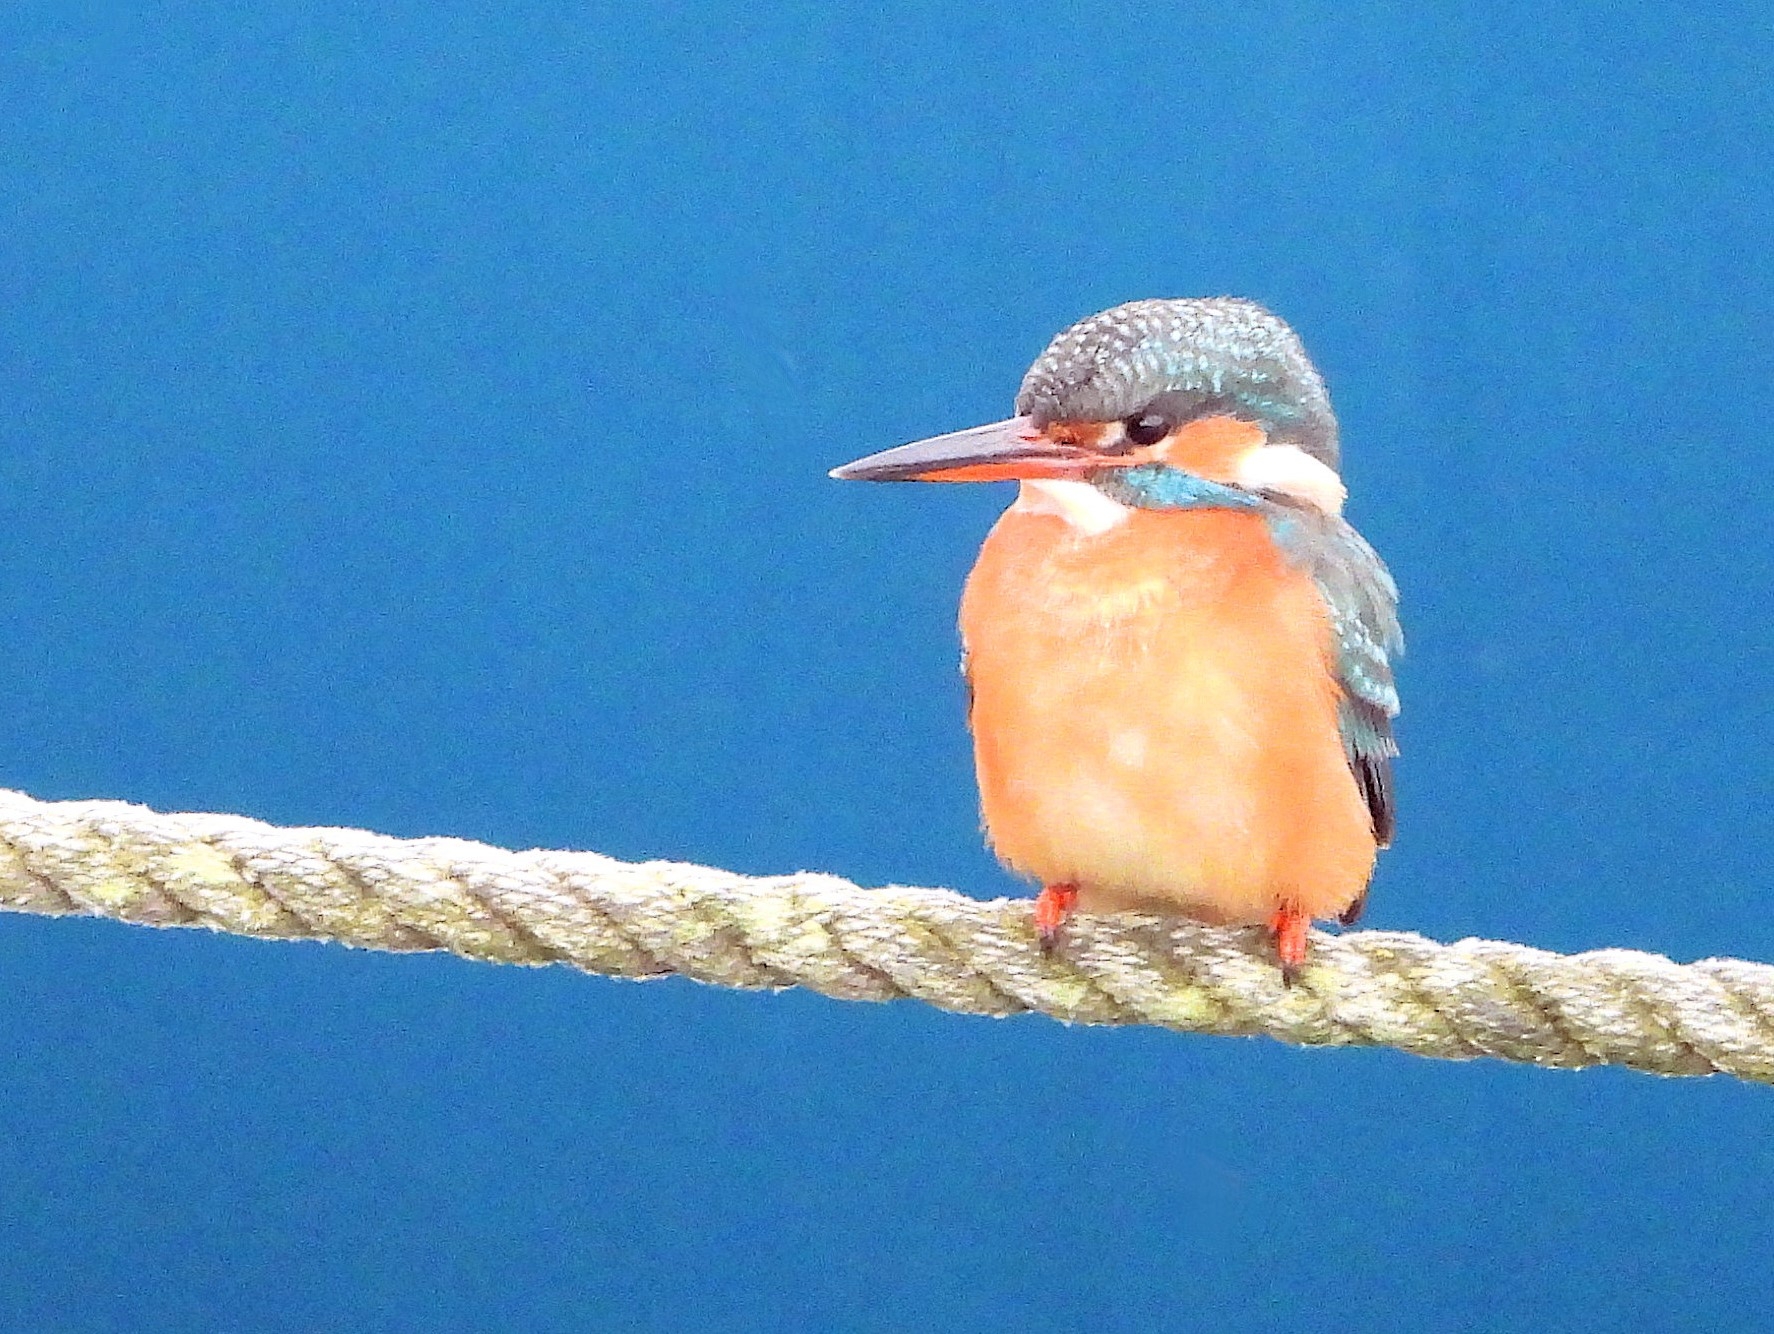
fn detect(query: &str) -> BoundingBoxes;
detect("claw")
[1270,901,1309,985]
[1034,883,1078,955]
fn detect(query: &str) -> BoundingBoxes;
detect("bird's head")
[831,298,1347,516]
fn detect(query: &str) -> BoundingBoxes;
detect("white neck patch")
[1233,444,1347,515]
[1012,479,1132,535]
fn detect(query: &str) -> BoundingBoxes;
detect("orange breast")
[959,502,1375,925]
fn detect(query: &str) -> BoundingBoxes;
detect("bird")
[829,298,1401,983]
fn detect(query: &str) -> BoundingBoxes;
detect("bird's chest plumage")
[958,500,1373,924]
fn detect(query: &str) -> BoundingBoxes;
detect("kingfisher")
[830,298,1401,982]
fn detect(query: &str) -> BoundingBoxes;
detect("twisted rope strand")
[0,788,1768,1084]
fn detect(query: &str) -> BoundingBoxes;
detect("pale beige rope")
[0,787,1769,1084]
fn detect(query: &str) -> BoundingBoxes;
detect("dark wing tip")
[1358,750,1396,848]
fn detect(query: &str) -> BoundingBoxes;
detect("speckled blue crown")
[1014,298,1340,468]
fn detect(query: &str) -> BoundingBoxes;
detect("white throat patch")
[1012,479,1132,535]
[1233,444,1347,515]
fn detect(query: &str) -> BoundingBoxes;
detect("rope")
[0,787,1768,1084]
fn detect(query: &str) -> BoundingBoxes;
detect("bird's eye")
[1123,411,1173,448]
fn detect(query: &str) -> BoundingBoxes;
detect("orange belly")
[959,502,1375,926]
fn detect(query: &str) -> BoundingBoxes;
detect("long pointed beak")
[829,416,1089,483]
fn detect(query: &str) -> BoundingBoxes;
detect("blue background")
[1,3,1770,1330]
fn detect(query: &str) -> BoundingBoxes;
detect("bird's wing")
[1266,503,1403,846]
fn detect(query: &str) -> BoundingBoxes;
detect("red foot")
[1270,902,1310,986]
[1034,883,1079,955]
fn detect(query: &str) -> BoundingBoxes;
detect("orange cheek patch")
[1155,415,1267,481]
[1046,422,1113,450]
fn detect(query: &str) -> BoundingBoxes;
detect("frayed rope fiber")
[0,788,1768,1084]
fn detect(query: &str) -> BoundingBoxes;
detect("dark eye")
[1123,411,1173,448]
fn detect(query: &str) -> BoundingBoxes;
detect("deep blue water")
[1,4,1770,1330]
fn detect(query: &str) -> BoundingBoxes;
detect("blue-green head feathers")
[1014,298,1340,469]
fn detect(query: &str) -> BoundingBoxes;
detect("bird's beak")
[829,416,1091,483]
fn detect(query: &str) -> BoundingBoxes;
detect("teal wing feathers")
[1265,503,1403,846]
